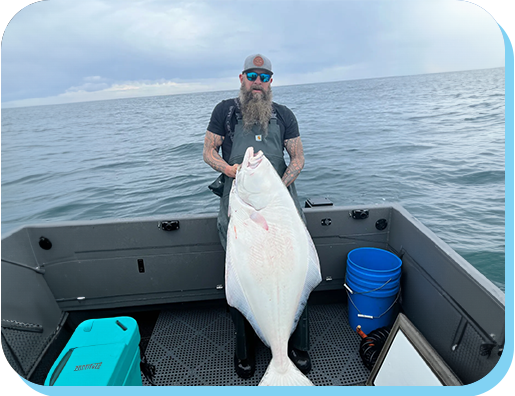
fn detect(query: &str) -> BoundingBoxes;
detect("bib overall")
[217,109,309,360]
[217,110,306,249]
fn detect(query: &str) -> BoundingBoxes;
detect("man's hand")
[203,131,240,179]
[225,163,239,179]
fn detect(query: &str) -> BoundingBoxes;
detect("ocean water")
[1,67,505,291]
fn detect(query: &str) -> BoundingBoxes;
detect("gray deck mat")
[142,302,371,386]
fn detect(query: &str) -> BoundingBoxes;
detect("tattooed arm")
[282,137,305,187]
[203,131,239,178]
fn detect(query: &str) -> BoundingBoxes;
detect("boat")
[1,202,505,386]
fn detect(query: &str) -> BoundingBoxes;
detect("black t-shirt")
[207,98,300,162]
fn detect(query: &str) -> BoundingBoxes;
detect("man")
[203,54,311,379]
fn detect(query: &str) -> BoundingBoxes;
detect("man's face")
[238,69,273,133]
[239,70,273,96]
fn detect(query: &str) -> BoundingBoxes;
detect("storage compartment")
[45,317,142,386]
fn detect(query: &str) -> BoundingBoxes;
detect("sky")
[0,0,510,109]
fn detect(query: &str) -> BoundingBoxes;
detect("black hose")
[140,346,157,386]
[359,327,390,370]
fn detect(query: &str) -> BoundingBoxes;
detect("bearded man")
[203,54,311,380]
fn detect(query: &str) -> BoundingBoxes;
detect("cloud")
[376,0,505,74]
[65,76,111,93]
[1,76,238,108]
[1,0,506,108]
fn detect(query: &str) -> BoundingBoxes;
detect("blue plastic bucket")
[345,247,402,334]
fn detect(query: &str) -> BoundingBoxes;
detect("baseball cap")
[242,54,273,75]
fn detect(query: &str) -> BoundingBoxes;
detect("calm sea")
[1,67,505,291]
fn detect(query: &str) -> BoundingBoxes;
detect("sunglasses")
[246,72,271,83]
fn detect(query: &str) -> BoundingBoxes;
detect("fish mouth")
[243,147,264,170]
[234,147,268,210]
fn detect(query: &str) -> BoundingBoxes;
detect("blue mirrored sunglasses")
[246,72,271,83]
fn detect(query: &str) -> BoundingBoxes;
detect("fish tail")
[258,358,314,386]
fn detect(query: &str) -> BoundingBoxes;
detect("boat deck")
[141,297,371,386]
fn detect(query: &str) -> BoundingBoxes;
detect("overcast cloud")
[0,0,509,108]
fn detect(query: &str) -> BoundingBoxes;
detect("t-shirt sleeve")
[280,106,300,140]
[207,101,228,137]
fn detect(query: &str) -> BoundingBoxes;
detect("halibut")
[225,146,322,386]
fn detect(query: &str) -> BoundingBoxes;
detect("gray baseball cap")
[242,54,273,75]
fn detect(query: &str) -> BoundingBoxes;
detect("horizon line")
[1,66,505,111]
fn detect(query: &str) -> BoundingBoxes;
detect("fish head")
[234,146,275,210]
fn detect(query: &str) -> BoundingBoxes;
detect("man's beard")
[238,83,273,134]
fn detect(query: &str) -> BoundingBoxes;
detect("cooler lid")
[69,317,139,349]
[48,343,126,386]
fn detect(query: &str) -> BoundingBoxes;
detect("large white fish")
[225,146,322,386]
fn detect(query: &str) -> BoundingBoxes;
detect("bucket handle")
[344,278,394,295]
[344,284,401,320]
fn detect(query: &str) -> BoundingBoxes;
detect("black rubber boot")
[230,306,256,379]
[289,347,312,374]
[288,306,311,374]
[234,353,256,379]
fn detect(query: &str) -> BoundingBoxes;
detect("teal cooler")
[45,317,142,386]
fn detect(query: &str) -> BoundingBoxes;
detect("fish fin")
[225,246,250,315]
[291,231,322,335]
[250,211,269,230]
[304,231,323,291]
[225,244,269,347]
[259,358,314,386]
